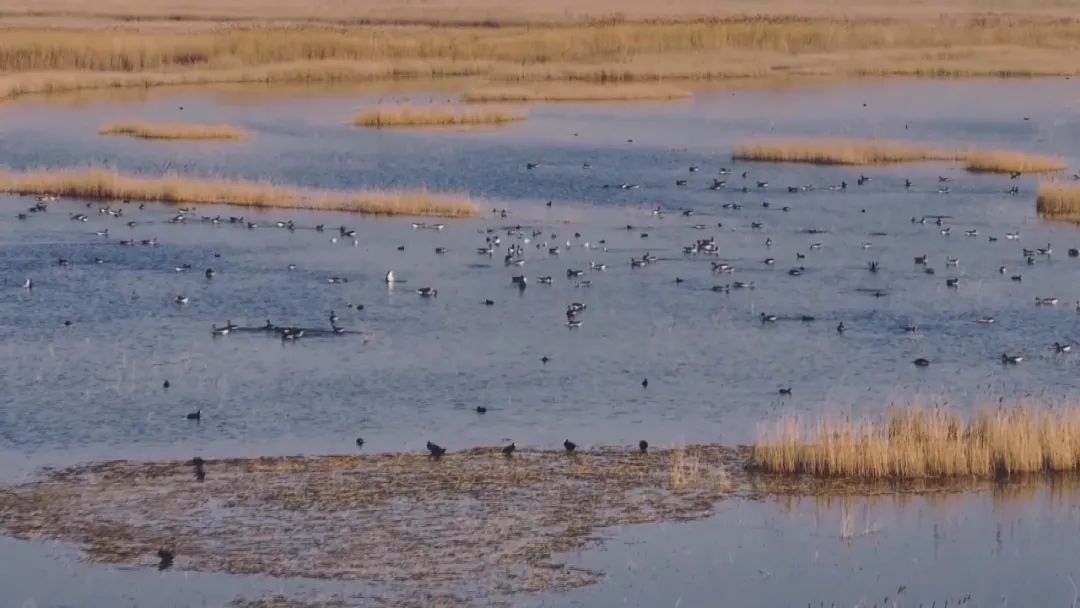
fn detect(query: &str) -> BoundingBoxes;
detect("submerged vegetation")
[354,105,525,128]
[1036,183,1080,220]
[0,169,478,217]
[734,139,1067,174]
[752,406,1080,479]
[100,122,245,140]
[0,447,737,605]
[462,83,691,103]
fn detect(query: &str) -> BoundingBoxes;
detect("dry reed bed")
[462,83,691,103]
[0,169,477,217]
[0,447,737,606]
[99,121,245,140]
[1,17,1080,99]
[354,105,525,128]
[733,140,1067,174]
[1036,183,1080,221]
[753,407,1080,479]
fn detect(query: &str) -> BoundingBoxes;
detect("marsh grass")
[965,151,1066,174]
[100,121,245,140]
[0,169,478,217]
[752,406,1080,479]
[734,139,1066,174]
[1036,183,1080,220]
[354,105,525,128]
[3,16,1079,100]
[733,140,959,165]
[462,83,692,103]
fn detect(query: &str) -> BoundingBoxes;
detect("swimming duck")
[760,313,778,323]
[945,278,960,288]
[538,276,553,285]
[205,268,215,279]
[976,316,995,324]
[175,295,188,305]
[945,257,959,267]
[327,276,348,284]
[913,358,930,367]
[964,229,978,237]
[186,410,201,420]
[416,287,438,297]
[1001,353,1023,364]
[1055,342,1072,353]
[1036,297,1059,306]
[914,254,928,265]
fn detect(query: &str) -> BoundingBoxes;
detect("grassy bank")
[1036,183,1080,221]
[752,406,1080,479]
[734,139,1067,174]
[1,13,1079,100]
[100,121,245,140]
[0,169,478,217]
[354,105,525,128]
[462,83,691,103]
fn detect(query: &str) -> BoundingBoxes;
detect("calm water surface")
[2,78,1080,606]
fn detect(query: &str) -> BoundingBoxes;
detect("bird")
[355,437,365,447]
[1055,342,1073,353]
[175,295,188,305]
[416,287,438,297]
[157,548,175,570]
[563,439,577,453]
[204,268,214,279]
[475,406,487,414]
[385,271,396,284]
[541,356,550,364]
[1001,353,1023,364]
[22,278,32,290]
[641,378,649,388]
[163,380,170,389]
[639,440,649,454]
[186,409,201,420]
[502,442,516,457]
[426,441,447,460]
[778,387,792,395]
[837,322,845,334]
[760,313,778,323]
[913,358,930,367]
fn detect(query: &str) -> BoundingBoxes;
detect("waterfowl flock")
[6,122,1080,462]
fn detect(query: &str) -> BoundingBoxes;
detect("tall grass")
[733,140,960,165]
[752,406,1080,479]
[1,16,1080,100]
[354,105,525,128]
[1036,183,1080,220]
[99,121,245,140]
[0,169,478,217]
[734,139,1066,174]
[966,151,1066,174]
[462,83,691,103]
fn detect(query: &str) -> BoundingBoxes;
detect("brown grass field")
[0,0,1078,100]
[99,122,245,140]
[354,105,525,128]
[753,406,1080,479]
[1036,183,1080,221]
[0,169,478,217]
[734,139,1068,174]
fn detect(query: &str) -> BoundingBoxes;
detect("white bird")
[385,271,396,284]
[22,278,32,290]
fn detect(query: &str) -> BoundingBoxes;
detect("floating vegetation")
[0,447,738,606]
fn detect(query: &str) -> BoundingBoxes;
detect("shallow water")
[2,77,1080,606]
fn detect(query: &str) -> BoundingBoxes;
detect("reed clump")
[965,151,1066,174]
[734,139,1067,174]
[462,83,692,103]
[733,140,961,165]
[99,121,245,140]
[354,105,525,128]
[1036,183,1080,220]
[0,169,478,217]
[752,406,1080,479]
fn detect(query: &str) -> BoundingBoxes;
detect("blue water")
[2,77,1080,607]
